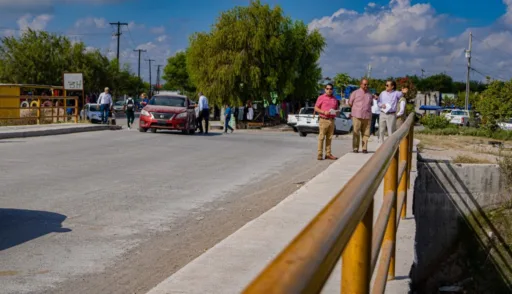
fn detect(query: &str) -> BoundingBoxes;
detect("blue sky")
[1,0,512,86]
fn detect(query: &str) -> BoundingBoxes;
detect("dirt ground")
[416,133,512,163]
[42,158,334,294]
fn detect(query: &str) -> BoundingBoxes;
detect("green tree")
[186,0,324,106]
[0,28,143,95]
[422,73,453,92]
[162,51,196,95]
[477,80,512,126]
[333,73,351,92]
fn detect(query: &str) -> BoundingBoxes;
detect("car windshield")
[300,108,315,115]
[89,105,100,111]
[115,101,124,105]
[149,95,186,107]
[342,107,351,112]
[451,111,467,116]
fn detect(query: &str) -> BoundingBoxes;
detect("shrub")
[497,150,512,191]
[420,115,450,129]
[418,127,512,141]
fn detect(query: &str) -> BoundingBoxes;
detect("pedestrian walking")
[224,104,234,133]
[97,87,113,124]
[370,95,380,136]
[124,96,136,129]
[198,92,209,134]
[348,79,373,153]
[377,80,407,142]
[396,87,409,129]
[314,83,339,160]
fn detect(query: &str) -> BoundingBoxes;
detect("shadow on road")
[0,208,71,251]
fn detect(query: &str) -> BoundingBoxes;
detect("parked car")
[447,109,470,126]
[498,118,512,131]
[287,107,313,132]
[113,100,125,113]
[296,109,353,137]
[80,103,116,124]
[139,93,197,134]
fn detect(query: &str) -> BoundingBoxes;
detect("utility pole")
[146,59,155,96]
[421,69,425,78]
[156,65,163,93]
[464,31,472,111]
[366,63,372,79]
[109,21,129,69]
[133,49,147,79]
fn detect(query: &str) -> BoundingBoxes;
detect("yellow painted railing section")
[243,112,415,294]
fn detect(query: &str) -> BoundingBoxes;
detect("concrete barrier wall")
[411,159,510,290]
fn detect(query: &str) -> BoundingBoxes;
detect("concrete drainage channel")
[410,153,512,293]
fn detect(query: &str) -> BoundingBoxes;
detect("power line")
[109,21,129,69]
[156,64,164,91]
[145,58,155,96]
[133,49,147,79]
[464,31,472,111]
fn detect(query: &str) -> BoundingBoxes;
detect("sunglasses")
[325,88,333,90]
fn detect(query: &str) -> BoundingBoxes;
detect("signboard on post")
[63,73,83,90]
[63,73,85,122]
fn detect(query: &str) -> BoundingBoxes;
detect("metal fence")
[0,95,79,125]
[242,113,415,294]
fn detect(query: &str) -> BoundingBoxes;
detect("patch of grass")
[453,155,493,164]
[418,127,512,141]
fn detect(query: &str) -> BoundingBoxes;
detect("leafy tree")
[0,28,143,96]
[333,73,351,92]
[397,76,418,102]
[187,0,324,106]
[477,80,512,127]
[162,51,196,95]
[421,73,453,92]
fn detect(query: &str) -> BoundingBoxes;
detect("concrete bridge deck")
[146,139,418,294]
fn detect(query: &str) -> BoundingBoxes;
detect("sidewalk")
[146,139,418,294]
[0,123,122,139]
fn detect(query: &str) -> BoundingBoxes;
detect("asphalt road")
[0,123,352,294]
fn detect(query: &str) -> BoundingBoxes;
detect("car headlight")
[141,109,153,118]
[176,112,187,119]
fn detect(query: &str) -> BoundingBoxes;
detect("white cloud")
[17,13,53,31]
[128,21,145,30]
[74,17,108,28]
[310,0,512,81]
[156,35,167,42]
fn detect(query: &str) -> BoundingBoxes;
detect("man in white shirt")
[198,92,209,134]
[97,87,113,124]
[370,95,380,136]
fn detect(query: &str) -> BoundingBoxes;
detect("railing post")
[383,149,398,280]
[399,134,409,219]
[407,126,413,188]
[341,200,373,294]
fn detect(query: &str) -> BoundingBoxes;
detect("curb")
[0,125,122,140]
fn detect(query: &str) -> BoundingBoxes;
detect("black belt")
[320,117,335,120]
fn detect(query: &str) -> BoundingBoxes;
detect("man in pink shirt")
[348,79,373,153]
[314,83,339,160]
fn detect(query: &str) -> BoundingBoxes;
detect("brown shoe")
[317,156,323,160]
[325,154,338,160]
[353,150,359,153]
[362,150,368,154]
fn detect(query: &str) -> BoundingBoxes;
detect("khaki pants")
[379,112,397,142]
[318,118,334,158]
[352,117,370,151]
[396,115,406,129]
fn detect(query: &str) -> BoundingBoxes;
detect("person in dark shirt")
[224,104,234,133]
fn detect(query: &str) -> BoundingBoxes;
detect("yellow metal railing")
[0,95,79,125]
[243,112,415,294]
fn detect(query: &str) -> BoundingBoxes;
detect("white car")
[447,109,470,126]
[296,110,353,137]
[498,118,512,131]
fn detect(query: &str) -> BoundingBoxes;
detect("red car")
[139,93,197,134]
